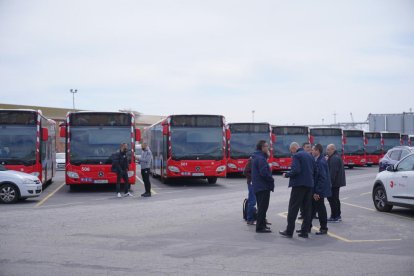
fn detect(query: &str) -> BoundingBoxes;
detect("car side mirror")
[386,165,395,172]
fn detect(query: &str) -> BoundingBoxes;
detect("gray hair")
[290,142,300,149]
[327,144,336,151]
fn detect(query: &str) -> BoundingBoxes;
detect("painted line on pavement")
[359,192,371,196]
[277,212,401,243]
[342,201,414,221]
[136,176,157,194]
[35,182,66,207]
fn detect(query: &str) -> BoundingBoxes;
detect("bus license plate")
[192,173,204,177]
[94,180,108,184]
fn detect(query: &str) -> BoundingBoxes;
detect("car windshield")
[365,138,382,154]
[70,127,131,165]
[273,135,309,158]
[0,125,37,165]
[170,127,223,160]
[344,137,364,155]
[230,132,269,158]
[56,153,65,159]
[312,136,343,155]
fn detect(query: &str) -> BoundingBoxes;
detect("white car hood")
[0,170,40,181]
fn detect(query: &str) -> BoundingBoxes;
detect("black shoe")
[279,230,293,238]
[315,229,328,235]
[265,226,271,230]
[298,232,309,238]
[256,228,272,233]
[296,229,311,234]
[141,192,151,197]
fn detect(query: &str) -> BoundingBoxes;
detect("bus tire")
[161,175,169,184]
[69,185,79,192]
[207,177,217,184]
[348,165,354,169]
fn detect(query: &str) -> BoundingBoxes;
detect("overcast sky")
[0,0,413,125]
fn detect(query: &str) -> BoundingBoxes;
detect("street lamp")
[70,89,78,110]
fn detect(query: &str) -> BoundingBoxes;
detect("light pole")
[252,110,255,122]
[70,89,78,110]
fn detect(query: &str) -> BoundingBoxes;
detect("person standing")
[280,142,316,238]
[326,144,346,222]
[243,157,257,225]
[251,140,274,233]
[310,144,331,235]
[112,143,133,198]
[298,142,313,220]
[139,142,153,197]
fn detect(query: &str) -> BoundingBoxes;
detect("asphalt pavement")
[0,166,413,276]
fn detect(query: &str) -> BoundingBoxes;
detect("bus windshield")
[383,139,401,152]
[274,135,309,158]
[344,137,364,155]
[365,138,382,154]
[70,127,131,165]
[0,125,37,165]
[170,127,223,160]
[230,132,269,158]
[312,136,343,155]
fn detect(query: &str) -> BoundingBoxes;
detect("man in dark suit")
[326,144,346,222]
[280,142,316,238]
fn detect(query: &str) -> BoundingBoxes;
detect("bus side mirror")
[41,128,49,141]
[226,129,231,140]
[135,129,141,142]
[163,125,169,135]
[272,134,276,143]
[59,125,66,138]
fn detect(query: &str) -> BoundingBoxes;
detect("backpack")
[243,198,257,221]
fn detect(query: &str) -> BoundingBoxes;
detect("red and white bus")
[271,126,309,171]
[342,130,366,168]
[227,123,273,174]
[0,109,56,184]
[401,134,409,146]
[309,128,343,156]
[381,132,401,154]
[144,115,227,184]
[59,112,140,190]
[365,132,382,165]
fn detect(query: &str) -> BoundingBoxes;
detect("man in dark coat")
[326,144,346,222]
[251,140,274,233]
[310,144,332,234]
[112,143,133,198]
[280,142,316,238]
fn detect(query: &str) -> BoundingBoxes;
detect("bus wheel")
[207,177,217,184]
[161,175,169,184]
[69,185,79,192]
[348,165,354,169]
[0,183,19,204]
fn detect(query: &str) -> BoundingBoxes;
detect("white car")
[372,152,414,212]
[0,165,42,204]
[56,152,66,170]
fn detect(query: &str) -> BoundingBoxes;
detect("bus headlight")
[227,163,237,169]
[168,166,180,173]
[67,171,79,178]
[272,162,279,167]
[216,165,226,172]
[128,171,134,177]
[361,159,366,163]
[31,172,40,177]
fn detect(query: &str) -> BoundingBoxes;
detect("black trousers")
[286,186,312,234]
[327,187,341,218]
[311,197,328,230]
[116,171,129,194]
[255,190,270,231]
[141,168,151,193]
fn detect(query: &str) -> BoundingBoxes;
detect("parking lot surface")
[1,166,413,276]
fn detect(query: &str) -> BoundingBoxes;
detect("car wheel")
[373,185,393,212]
[207,177,217,184]
[0,183,19,204]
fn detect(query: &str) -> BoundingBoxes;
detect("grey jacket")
[139,148,153,170]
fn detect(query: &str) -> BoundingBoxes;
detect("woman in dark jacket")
[310,144,331,234]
